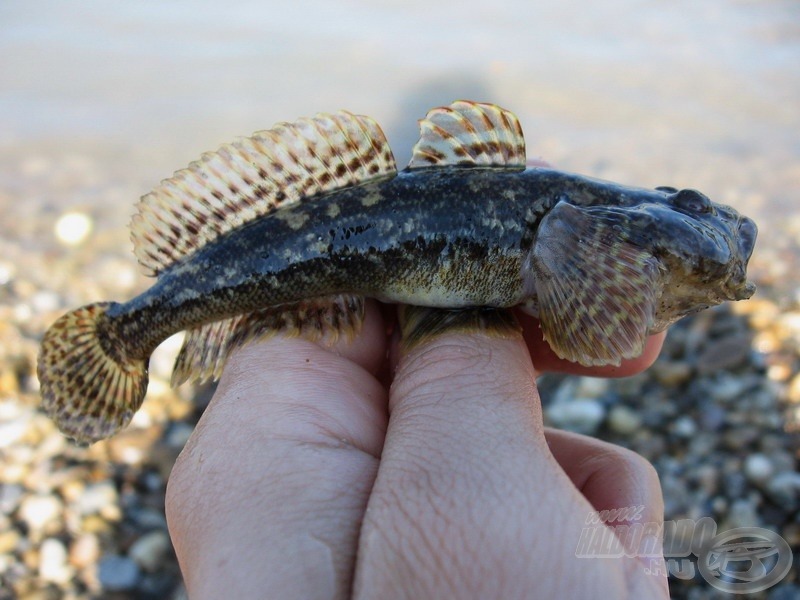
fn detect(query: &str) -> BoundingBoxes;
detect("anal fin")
[171,294,366,386]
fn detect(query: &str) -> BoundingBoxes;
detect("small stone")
[698,403,726,431]
[129,530,171,572]
[165,422,194,448]
[696,335,751,374]
[30,291,60,314]
[670,415,697,438]
[39,538,72,584]
[787,373,800,404]
[573,377,609,399]
[98,555,141,591]
[744,453,774,485]
[710,374,749,403]
[769,583,800,600]
[76,482,119,519]
[18,495,62,533]
[722,498,761,529]
[693,465,719,496]
[545,398,605,435]
[651,360,692,386]
[0,484,24,513]
[765,472,800,509]
[607,405,642,435]
[0,529,20,554]
[54,212,93,246]
[69,533,100,569]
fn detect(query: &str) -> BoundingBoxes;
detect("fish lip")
[728,279,757,301]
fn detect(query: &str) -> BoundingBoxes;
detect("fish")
[37,101,758,444]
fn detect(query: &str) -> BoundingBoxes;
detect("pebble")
[669,415,697,439]
[545,398,606,435]
[651,360,693,386]
[743,453,775,485]
[765,471,800,510]
[98,554,141,591]
[0,528,21,554]
[607,405,642,435]
[75,482,119,519]
[54,212,93,246]
[18,495,62,533]
[129,530,171,572]
[39,538,72,584]
[69,533,100,569]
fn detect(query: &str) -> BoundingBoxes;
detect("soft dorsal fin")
[407,101,526,170]
[131,111,397,276]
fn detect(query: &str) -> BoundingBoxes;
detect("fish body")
[38,101,757,443]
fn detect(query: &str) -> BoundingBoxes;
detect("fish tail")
[37,302,148,445]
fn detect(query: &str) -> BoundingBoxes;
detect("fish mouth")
[733,280,757,301]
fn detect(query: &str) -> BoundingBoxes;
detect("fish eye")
[655,186,678,193]
[672,189,713,214]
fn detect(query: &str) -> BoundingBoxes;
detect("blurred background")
[1,1,798,598]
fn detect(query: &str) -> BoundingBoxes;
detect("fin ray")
[37,303,149,444]
[524,201,661,367]
[408,101,526,169]
[132,112,397,276]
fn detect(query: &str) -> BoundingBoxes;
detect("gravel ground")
[1,209,798,598]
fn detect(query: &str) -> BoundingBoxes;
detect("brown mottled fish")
[37,101,757,443]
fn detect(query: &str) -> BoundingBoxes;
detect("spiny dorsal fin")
[408,101,526,170]
[171,294,366,386]
[131,112,396,276]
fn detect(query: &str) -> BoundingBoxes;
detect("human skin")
[165,300,670,599]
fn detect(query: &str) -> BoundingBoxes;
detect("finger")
[355,311,660,598]
[166,300,389,599]
[545,429,668,595]
[517,310,666,377]
[544,428,664,529]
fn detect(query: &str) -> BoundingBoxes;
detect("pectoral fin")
[524,201,662,366]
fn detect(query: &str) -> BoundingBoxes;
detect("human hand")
[166,301,669,599]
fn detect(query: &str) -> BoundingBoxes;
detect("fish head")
[623,187,758,329]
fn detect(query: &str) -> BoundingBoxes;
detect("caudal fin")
[37,302,149,444]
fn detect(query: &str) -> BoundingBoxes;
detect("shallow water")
[1,0,798,292]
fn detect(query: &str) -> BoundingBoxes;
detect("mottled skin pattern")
[103,166,757,360]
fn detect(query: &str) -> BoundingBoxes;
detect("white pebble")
[76,482,118,517]
[607,405,642,435]
[574,377,609,399]
[39,538,73,584]
[19,495,62,532]
[546,398,606,435]
[670,416,697,438]
[744,453,774,484]
[55,212,93,246]
[0,261,14,285]
[129,530,171,572]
